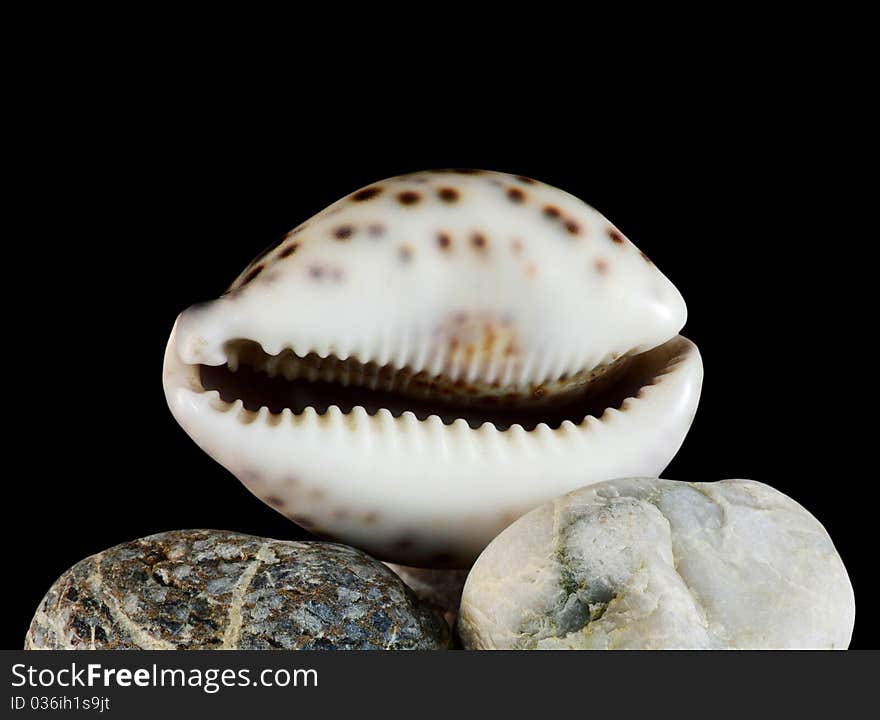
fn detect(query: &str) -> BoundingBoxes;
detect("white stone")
[458,478,855,649]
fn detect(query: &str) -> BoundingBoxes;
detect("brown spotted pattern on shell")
[164,170,702,566]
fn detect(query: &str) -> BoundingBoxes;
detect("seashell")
[163,169,703,567]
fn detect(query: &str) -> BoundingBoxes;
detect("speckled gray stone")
[26,529,451,650]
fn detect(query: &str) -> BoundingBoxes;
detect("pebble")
[26,529,451,650]
[458,478,855,649]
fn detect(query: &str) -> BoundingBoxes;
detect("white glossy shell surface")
[175,171,686,386]
[164,170,703,566]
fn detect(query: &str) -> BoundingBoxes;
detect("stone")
[26,529,451,650]
[384,564,468,628]
[457,478,855,650]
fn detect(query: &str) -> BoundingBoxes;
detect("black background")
[6,69,872,649]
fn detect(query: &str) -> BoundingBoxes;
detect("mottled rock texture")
[26,530,451,650]
[458,478,855,650]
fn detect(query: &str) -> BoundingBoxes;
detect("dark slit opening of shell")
[198,338,688,431]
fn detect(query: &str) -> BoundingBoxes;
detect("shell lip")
[165,318,697,433]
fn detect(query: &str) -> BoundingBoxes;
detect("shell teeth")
[399,410,420,427]
[349,405,369,422]
[500,360,515,388]
[463,354,477,383]
[234,400,258,424]
[533,422,553,435]
[325,405,344,421]
[483,354,499,385]
[200,340,684,431]
[547,353,565,387]
[301,405,319,421]
[207,336,674,430]
[516,351,535,389]
[266,341,284,356]
[451,418,471,433]
[375,407,395,424]
[206,390,231,413]
[413,333,430,375]
[534,352,554,389]
[559,419,578,434]
[424,414,445,429]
